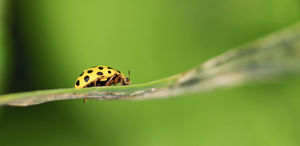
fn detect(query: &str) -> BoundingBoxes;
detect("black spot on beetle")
[79,72,84,77]
[116,70,121,73]
[108,67,113,69]
[76,80,80,86]
[98,67,103,70]
[97,72,103,75]
[108,70,111,74]
[87,70,93,73]
[84,76,90,82]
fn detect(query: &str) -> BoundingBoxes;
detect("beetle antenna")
[128,70,130,80]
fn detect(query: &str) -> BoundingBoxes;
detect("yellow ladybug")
[75,65,130,103]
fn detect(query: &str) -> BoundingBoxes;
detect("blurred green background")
[0,0,300,146]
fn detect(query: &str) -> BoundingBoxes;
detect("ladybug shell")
[75,66,119,89]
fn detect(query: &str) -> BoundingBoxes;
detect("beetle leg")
[96,78,101,86]
[105,75,116,86]
[113,74,121,85]
[94,80,97,87]
[120,74,124,85]
[83,98,88,103]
